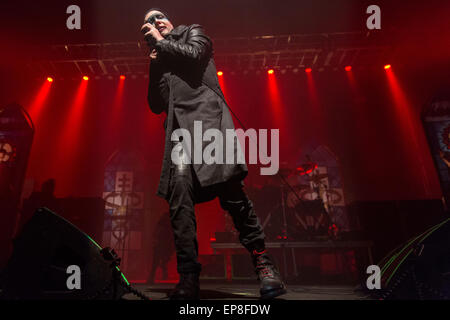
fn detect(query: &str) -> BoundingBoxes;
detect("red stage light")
[120,75,126,80]
[47,77,53,82]
[384,64,391,70]
[345,66,352,71]
[82,76,89,81]
[305,68,312,73]
[217,71,223,76]
[267,69,274,75]
[28,78,52,121]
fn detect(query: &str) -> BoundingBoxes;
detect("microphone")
[141,25,157,48]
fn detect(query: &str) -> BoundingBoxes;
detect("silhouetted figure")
[146,212,175,284]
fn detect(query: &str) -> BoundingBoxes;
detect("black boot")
[168,273,200,300]
[252,250,287,299]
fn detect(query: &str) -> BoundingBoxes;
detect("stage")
[123,283,369,300]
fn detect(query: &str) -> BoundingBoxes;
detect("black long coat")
[147,24,248,201]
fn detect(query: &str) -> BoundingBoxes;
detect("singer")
[141,8,286,300]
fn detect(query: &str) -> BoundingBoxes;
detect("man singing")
[141,8,286,300]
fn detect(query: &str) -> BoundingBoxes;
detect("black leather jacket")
[148,24,213,115]
[147,24,247,200]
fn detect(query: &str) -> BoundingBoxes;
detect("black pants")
[167,162,265,274]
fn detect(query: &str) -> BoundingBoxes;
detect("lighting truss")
[27,31,396,79]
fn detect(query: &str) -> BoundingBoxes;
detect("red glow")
[345,64,365,114]
[108,73,126,138]
[345,66,352,71]
[384,64,391,70]
[385,68,431,195]
[210,237,216,242]
[305,68,312,73]
[217,70,227,99]
[345,66,358,97]
[28,79,52,122]
[61,79,88,145]
[305,68,327,140]
[83,76,89,81]
[53,79,89,195]
[266,67,285,128]
[267,69,274,75]
[296,163,318,175]
[306,71,318,104]
[47,77,54,82]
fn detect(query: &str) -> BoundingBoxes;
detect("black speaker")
[375,217,450,300]
[349,200,445,262]
[0,207,130,300]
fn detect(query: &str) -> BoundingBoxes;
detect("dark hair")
[145,7,169,20]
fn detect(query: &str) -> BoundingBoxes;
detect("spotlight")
[82,76,89,81]
[384,64,391,70]
[47,77,53,82]
[217,71,223,76]
[267,69,274,75]
[305,68,312,73]
[345,66,352,71]
[120,75,126,80]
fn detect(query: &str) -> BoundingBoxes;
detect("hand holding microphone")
[140,23,163,48]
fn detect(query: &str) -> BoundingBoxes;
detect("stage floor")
[123,283,371,300]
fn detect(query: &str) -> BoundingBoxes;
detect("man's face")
[144,10,174,36]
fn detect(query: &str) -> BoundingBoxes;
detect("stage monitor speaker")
[0,207,130,300]
[374,217,450,300]
[350,200,445,262]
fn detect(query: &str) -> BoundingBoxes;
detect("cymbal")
[296,162,318,176]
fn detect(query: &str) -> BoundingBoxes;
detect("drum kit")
[252,158,340,241]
